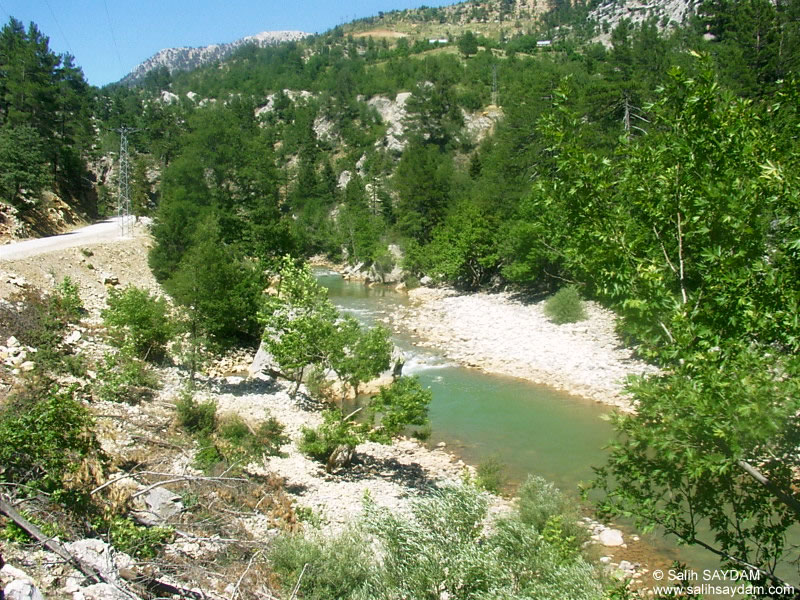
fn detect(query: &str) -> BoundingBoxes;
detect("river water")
[317,270,762,597]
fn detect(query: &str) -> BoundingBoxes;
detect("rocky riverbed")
[386,287,660,412]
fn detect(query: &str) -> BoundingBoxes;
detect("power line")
[102,0,124,72]
[43,0,75,57]
[0,1,9,19]
[116,126,138,237]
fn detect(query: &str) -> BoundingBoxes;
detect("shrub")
[253,417,290,457]
[0,376,105,496]
[218,414,289,459]
[108,516,173,558]
[0,284,83,373]
[543,285,587,324]
[175,390,217,436]
[476,455,507,494]
[268,530,372,600]
[102,286,174,362]
[52,277,84,322]
[193,438,225,474]
[95,350,159,404]
[268,484,606,600]
[517,475,588,551]
[368,376,431,443]
[298,409,363,463]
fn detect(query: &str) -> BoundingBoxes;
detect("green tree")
[0,124,50,208]
[458,30,479,58]
[102,286,174,362]
[165,218,266,349]
[393,142,453,243]
[260,257,392,396]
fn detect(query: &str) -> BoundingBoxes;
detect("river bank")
[385,287,659,412]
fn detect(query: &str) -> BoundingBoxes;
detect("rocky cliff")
[120,30,311,86]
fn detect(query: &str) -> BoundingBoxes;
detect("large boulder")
[248,339,281,379]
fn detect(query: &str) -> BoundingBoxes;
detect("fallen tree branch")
[0,495,104,586]
[0,495,210,600]
[289,563,309,600]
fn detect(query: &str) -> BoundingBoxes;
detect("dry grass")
[352,28,408,39]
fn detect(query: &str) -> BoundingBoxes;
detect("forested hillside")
[2,0,800,595]
[0,18,97,236]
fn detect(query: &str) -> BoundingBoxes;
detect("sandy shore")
[387,287,659,412]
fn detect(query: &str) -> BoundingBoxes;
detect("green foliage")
[95,350,159,404]
[300,378,431,467]
[0,283,86,374]
[1,510,66,542]
[0,124,50,208]
[543,285,586,324]
[393,142,453,243]
[593,345,800,580]
[193,439,225,474]
[411,200,502,289]
[102,286,173,362]
[269,485,605,600]
[268,530,373,600]
[108,517,173,558]
[175,390,217,436]
[0,19,94,210]
[53,277,84,321]
[164,217,267,348]
[218,414,289,459]
[0,376,104,496]
[458,30,479,58]
[475,455,507,494]
[261,257,392,397]
[368,376,431,443]
[299,409,364,463]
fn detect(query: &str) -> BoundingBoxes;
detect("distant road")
[0,217,130,261]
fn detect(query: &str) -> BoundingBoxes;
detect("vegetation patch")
[544,285,587,324]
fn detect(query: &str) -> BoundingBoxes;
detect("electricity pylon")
[115,126,138,237]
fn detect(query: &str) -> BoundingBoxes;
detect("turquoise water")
[317,270,613,492]
[316,270,769,596]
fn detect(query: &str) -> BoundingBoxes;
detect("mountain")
[120,30,311,86]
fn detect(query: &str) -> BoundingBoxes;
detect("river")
[318,270,799,599]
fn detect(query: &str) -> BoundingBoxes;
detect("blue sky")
[0,0,453,86]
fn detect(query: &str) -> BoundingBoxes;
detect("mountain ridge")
[120,30,311,86]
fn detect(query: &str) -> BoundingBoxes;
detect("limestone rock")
[4,579,44,600]
[596,528,624,547]
[132,486,184,526]
[101,272,119,286]
[248,339,280,378]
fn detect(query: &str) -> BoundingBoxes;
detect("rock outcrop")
[121,31,310,86]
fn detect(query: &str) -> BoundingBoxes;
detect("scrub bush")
[102,285,174,362]
[544,285,586,324]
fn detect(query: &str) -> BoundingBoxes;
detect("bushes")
[176,389,288,473]
[176,390,217,436]
[517,475,588,553]
[102,286,174,362]
[0,375,105,496]
[268,530,373,600]
[95,350,159,404]
[299,409,363,464]
[218,414,289,459]
[108,516,173,559]
[299,377,432,466]
[475,455,507,494]
[544,285,586,324]
[0,279,85,373]
[268,484,605,600]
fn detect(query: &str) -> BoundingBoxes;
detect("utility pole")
[115,126,138,237]
[492,64,499,106]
